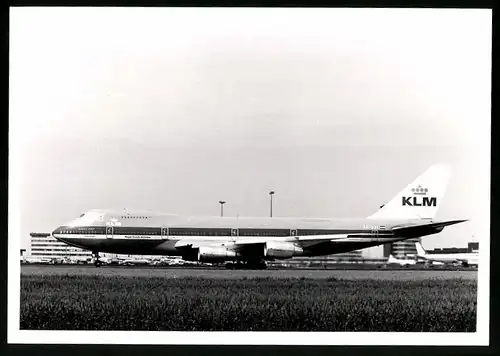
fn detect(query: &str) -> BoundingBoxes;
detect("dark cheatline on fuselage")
[52,225,397,238]
[58,237,165,255]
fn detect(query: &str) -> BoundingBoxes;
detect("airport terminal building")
[383,238,421,258]
[383,239,479,258]
[269,250,364,268]
[29,233,140,261]
[428,242,479,254]
[29,232,92,260]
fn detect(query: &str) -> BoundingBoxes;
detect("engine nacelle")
[195,246,239,263]
[264,241,303,259]
[181,248,200,262]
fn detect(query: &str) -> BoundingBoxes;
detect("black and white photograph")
[8,7,491,345]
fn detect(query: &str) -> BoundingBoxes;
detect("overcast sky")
[10,8,491,257]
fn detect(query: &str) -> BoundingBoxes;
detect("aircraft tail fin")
[367,164,452,220]
[415,242,427,257]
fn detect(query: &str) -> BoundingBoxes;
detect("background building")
[29,233,176,262]
[383,238,421,258]
[468,242,479,253]
[428,247,467,254]
[325,250,364,262]
[269,250,364,268]
[29,232,92,260]
[428,241,479,254]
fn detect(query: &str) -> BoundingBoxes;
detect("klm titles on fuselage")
[402,185,437,207]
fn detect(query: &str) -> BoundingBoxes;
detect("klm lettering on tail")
[402,196,437,207]
[402,185,437,207]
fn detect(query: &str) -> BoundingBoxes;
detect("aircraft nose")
[52,226,62,236]
[52,226,68,238]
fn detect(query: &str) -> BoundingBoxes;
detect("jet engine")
[182,246,238,262]
[199,246,238,262]
[264,241,303,259]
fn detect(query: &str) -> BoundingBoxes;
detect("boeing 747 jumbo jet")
[52,164,467,268]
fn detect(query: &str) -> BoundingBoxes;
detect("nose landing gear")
[92,252,102,267]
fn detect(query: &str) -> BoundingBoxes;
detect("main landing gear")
[225,260,267,270]
[92,252,102,267]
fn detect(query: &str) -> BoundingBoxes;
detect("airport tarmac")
[21,265,477,280]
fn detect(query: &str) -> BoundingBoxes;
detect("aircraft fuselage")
[52,209,448,260]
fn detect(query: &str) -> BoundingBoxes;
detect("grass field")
[20,273,477,332]
[20,265,478,280]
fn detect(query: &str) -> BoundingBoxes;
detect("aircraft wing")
[231,235,351,251]
[174,234,351,251]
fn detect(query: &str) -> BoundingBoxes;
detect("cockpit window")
[79,213,86,218]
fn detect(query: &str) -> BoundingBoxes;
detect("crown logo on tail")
[411,185,428,196]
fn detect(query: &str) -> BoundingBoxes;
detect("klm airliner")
[52,164,466,268]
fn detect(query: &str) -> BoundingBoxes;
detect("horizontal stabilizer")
[392,219,467,238]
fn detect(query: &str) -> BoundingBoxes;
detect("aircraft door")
[231,228,238,242]
[369,226,379,242]
[105,226,114,239]
[161,227,169,240]
[290,229,298,240]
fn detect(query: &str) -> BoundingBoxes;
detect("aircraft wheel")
[245,260,267,270]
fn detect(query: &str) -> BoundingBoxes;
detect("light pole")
[219,200,226,217]
[269,190,275,217]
